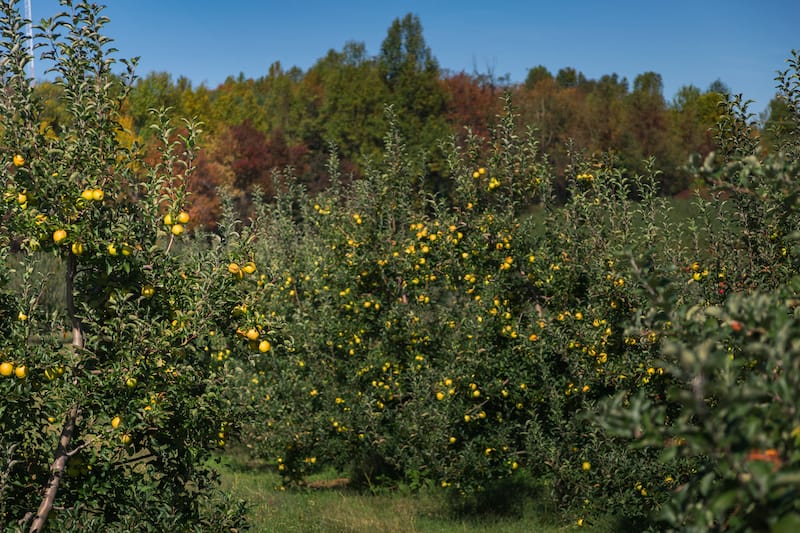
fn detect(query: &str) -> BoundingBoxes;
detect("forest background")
[30,11,797,228]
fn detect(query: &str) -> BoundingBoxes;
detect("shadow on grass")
[445,474,551,521]
[217,448,643,532]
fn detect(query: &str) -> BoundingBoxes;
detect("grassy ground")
[216,450,620,533]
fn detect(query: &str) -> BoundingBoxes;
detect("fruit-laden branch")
[28,252,84,533]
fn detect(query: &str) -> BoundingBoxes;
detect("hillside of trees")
[32,13,794,228]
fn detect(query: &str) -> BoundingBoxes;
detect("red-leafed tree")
[189,120,311,227]
[441,72,501,142]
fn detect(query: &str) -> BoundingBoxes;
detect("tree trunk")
[29,252,83,533]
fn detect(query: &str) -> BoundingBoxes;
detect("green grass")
[216,450,621,533]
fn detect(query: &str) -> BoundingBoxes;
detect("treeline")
[33,14,792,227]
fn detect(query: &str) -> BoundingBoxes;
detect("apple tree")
[1,2,246,530]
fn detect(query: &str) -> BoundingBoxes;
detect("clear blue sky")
[31,1,799,115]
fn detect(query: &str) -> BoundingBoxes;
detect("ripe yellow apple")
[13,154,25,166]
[245,328,259,341]
[125,377,137,388]
[81,189,94,201]
[120,433,131,445]
[228,263,241,276]
[171,223,184,236]
[176,211,190,224]
[71,242,84,255]
[107,243,118,256]
[243,261,257,274]
[258,339,271,353]
[17,311,27,321]
[111,416,121,429]
[0,362,14,377]
[163,213,173,226]
[17,192,27,204]
[91,188,104,201]
[141,285,155,298]
[14,365,27,379]
[53,229,67,244]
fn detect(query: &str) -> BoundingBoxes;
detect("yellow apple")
[0,362,13,377]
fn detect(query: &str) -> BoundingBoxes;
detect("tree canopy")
[41,11,781,227]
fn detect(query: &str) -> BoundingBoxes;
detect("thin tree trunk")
[29,252,83,533]
[29,405,80,532]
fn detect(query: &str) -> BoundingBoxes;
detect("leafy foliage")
[3,1,798,530]
[1,2,246,530]
[212,50,800,531]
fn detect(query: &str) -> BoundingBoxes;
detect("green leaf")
[709,488,739,515]
[772,512,800,533]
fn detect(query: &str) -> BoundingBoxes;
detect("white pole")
[24,0,34,83]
